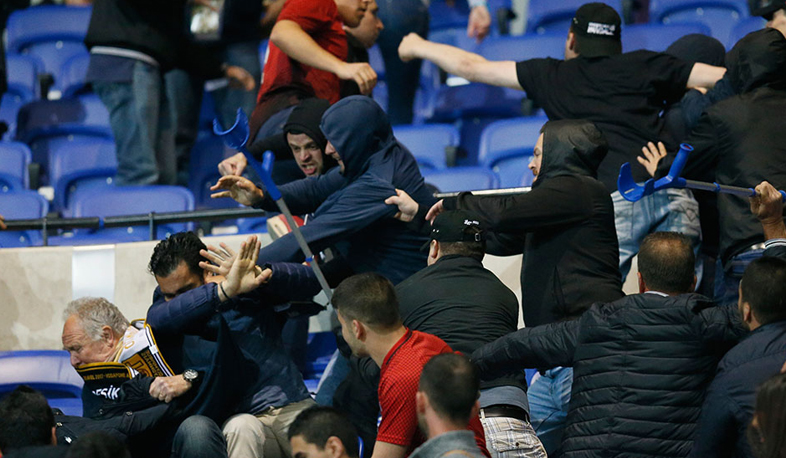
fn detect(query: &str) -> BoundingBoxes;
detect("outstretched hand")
[211,175,265,206]
[218,152,248,177]
[636,141,667,178]
[425,199,445,223]
[399,33,426,62]
[222,235,272,298]
[199,242,237,277]
[385,189,419,222]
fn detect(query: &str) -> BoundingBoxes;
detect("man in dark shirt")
[398,2,726,281]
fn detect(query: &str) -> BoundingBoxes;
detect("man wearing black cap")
[398,2,726,282]
[395,210,546,458]
[751,0,786,36]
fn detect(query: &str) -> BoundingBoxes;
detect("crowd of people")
[3,0,786,457]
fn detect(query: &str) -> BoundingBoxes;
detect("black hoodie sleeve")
[443,176,594,234]
[656,111,720,182]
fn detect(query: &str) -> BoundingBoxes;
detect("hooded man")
[391,119,623,454]
[212,95,434,285]
[644,28,786,307]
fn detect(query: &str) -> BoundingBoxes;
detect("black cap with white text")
[571,2,623,57]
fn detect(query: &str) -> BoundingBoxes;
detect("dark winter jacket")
[659,28,786,266]
[147,262,320,415]
[443,119,623,327]
[85,0,223,77]
[254,96,434,284]
[472,293,746,457]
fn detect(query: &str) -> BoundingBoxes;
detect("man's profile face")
[288,133,325,177]
[335,0,370,28]
[155,261,207,302]
[290,435,336,458]
[62,316,113,367]
[325,141,345,173]
[337,311,367,357]
[347,0,384,49]
[528,133,544,182]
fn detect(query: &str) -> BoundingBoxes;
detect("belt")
[480,404,529,423]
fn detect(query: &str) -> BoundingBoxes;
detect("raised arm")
[686,62,726,90]
[271,20,377,95]
[398,33,521,90]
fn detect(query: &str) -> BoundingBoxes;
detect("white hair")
[63,297,129,341]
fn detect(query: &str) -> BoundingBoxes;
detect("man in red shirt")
[248,0,377,144]
[332,273,489,458]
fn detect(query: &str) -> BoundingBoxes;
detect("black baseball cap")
[750,0,786,19]
[571,2,622,57]
[425,210,485,251]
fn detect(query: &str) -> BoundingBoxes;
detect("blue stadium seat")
[15,93,112,176]
[393,124,459,170]
[235,216,269,234]
[649,0,749,44]
[428,27,482,54]
[6,6,92,95]
[188,134,241,210]
[623,22,712,51]
[368,45,385,80]
[478,117,546,188]
[429,0,471,32]
[527,0,625,34]
[727,16,765,48]
[60,52,91,98]
[0,142,32,191]
[0,191,48,247]
[0,350,84,416]
[52,186,195,245]
[422,167,500,192]
[0,94,24,141]
[5,54,39,102]
[48,137,116,214]
[479,33,567,61]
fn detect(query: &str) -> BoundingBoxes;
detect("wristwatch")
[183,369,199,385]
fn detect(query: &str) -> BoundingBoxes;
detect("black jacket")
[660,29,786,266]
[473,293,746,458]
[85,0,223,77]
[443,119,623,327]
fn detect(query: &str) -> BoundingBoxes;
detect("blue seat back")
[5,54,38,102]
[60,52,91,98]
[6,6,92,52]
[527,0,624,34]
[727,16,765,48]
[623,22,712,51]
[0,94,25,141]
[0,142,32,191]
[478,117,547,166]
[422,167,500,192]
[70,186,195,242]
[188,134,242,209]
[48,137,117,212]
[0,350,84,416]
[393,124,459,170]
[0,191,48,247]
[650,0,749,44]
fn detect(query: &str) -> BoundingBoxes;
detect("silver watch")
[183,369,199,384]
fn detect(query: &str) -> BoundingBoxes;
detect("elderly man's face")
[62,316,115,367]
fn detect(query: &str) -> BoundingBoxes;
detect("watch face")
[184,369,198,382]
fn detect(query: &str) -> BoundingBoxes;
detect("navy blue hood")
[320,96,395,182]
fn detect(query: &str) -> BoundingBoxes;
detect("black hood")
[665,33,726,67]
[726,28,786,94]
[320,96,395,182]
[536,119,608,185]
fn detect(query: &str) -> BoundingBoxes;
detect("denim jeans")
[172,415,228,458]
[314,350,352,406]
[714,248,765,307]
[612,188,702,282]
[376,0,429,125]
[94,60,176,186]
[479,415,548,458]
[527,366,572,456]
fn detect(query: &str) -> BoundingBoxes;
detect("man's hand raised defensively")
[398,33,426,62]
[199,242,237,277]
[336,62,377,95]
[149,375,192,403]
[637,141,667,178]
[218,152,248,177]
[211,175,265,206]
[385,189,419,223]
[220,235,272,299]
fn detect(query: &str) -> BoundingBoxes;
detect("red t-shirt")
[257,0,347,106]
[377,329,490,457]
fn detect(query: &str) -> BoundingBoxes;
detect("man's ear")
[100,325,114,345]
[637,272,646,294]
[416,391,428,415]
[567,31,577,51]
[429,240,439,261]
[50,426,57,446]
[325,436,346,458]
[742,302,753,323]
[352,319,366,342]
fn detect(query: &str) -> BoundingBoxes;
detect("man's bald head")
[638,232,695,294]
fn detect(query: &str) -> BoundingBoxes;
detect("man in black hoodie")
[392,119,623,455]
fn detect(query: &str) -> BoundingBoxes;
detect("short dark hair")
[288,406,359,458]
[419,353,479,425]
[0,386,55,453]
[148,232,206,278]
[66,431,131,458]
[438,226,486,262]
[741,257,786,326]
[638,232,695,293]
[332,273,401,330]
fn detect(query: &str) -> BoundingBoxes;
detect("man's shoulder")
[719,322,786,371]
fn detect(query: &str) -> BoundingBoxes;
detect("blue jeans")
[315,350,352,406]
[714,248,765,307]
[612,188,702,282]
[376,0,429,125]
[172,415,228,458]
[94,60,176,186]
[527,367,572,456]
